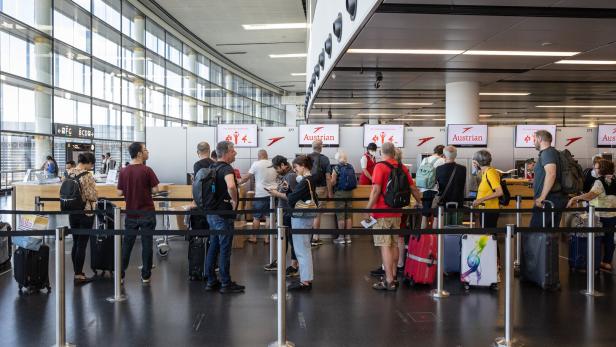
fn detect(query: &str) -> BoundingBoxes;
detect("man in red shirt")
[366,142,422,291]
[117,142,162,284]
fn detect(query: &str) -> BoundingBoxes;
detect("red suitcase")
[404,234,438,286]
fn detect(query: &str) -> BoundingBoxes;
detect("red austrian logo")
[462,127,473,133]
[565,137,582,146]
[267,137,285,146]
[417,137,434,146]
[612,128,616,134]
[313,126,324,133]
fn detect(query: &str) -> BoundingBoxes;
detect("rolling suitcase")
[90,200,115,275]
[521,200,560,290]
[443,202,475,274]
[13,245,51,293]
[461,234,499,290]
[404,234,438,286]
[566,210,601,271]
[188,237,205,281]
[0,222,11,272]
[188,210,208,281]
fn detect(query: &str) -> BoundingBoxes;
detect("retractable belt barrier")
[3,199,613,347]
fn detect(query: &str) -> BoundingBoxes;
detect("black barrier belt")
[2,226,608,238]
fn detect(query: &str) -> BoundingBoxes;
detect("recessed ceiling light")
[242,23,308,30]
[311,113,344,116]
[555,60,616,65]
[393,118,413,121]
[479,114,493,117]
[581,114,616,118]
[536,105,616,108]
[314,102,357,105]
[479,92,530,96]
[269,53,307,58]
[403,114,443,117]
[394,102,433,106]
[464,50,579,57]
[344,123,362,126]
[348,49,464,55]
[357,113,399,116]
[348,49,579,57]
[291,73,307,76]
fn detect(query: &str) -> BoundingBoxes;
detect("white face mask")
[592,169,599,178]
[369,150,377,156]
[295,175,304,183]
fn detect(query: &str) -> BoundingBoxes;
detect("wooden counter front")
[12,182,191,212]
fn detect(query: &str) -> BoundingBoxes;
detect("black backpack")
[59,172,89,211]
[485,169,511,206]
[310,154,325,184]
[379,161,411,208]
[192,163,225,209]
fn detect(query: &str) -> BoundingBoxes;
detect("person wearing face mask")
[359,142,378,185]
[568,159,616,271]
[583,155,603,193]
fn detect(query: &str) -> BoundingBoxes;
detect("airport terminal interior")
[3,0,616,346]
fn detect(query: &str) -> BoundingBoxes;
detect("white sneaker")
[333,237,346,244]
[345,237,352,244]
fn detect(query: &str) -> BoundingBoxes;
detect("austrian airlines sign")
[447,124,488,147]
[598,125,616,147]
[298,124,339,146]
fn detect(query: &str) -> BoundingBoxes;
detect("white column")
[34,35,52,164]
[285,104,297,126]
[36,0,52,35]
[134,15,145,46]
[445,81,479,125]
[134,47,145,77]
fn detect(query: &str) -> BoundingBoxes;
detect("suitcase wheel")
[463,282,470,291]
[404,276,415,287]
[490,283,498,291]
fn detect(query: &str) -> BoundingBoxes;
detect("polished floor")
[1,235,616,347]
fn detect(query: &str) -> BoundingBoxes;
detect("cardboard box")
[232,221,247,249]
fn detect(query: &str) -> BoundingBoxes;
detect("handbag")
[293,178,319,218]
[431,166,457,209]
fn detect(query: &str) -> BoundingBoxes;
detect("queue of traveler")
[51,129,616,295]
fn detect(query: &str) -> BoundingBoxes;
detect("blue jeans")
[600,217,616,263]
[205,215,234,286]
[291,217,314,282]
[122,215,156,279]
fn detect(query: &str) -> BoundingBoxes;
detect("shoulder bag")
[293,178,319,218]
[431,166,457,209]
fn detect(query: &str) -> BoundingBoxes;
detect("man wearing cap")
[263,155,299,276]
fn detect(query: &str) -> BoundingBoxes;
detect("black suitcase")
[188,237,205,281]
[90,235,114,275]
[521,201,560,290]
[13,245,51,293]
[91,199,116,276]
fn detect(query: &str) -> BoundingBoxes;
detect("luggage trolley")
[155,192,176,257]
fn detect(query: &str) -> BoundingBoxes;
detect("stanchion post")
[581,205,603,297]
[269,196,276,264]
[495,225,519,347]
[430,206,449,299]
[107,207,127,303]
[269,207,294,347]
[54,226,75,347]
[514,196,521,268]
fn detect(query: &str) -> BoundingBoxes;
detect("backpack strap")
[483,168,499,192]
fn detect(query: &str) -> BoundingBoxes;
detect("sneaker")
[263,260,277,271]
[288,281,312,291]
[219,282,245,294]
[397,266,404,274]
[205,281,221,291]
[141,276,151,284]
[285,266,299,277]
[311,239,323,247]
[370,266,385,278]
[345,237,352,244]
[333,237,346,244]
[74,275,93,285]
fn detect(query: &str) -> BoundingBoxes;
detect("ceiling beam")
[376,4,616,18]
[334,66,529,74]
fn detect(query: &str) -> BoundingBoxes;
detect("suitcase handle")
[542,200,556,227]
